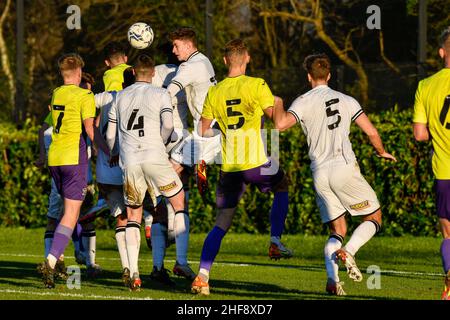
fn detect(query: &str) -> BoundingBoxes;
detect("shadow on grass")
[202,279,401,300]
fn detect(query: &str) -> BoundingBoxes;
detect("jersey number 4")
[439,95,450,129]
[325,98,341,130]
[127,109,145,137]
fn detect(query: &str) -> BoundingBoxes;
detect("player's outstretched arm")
[273,96,297,131]
[199,117,214,137]
[413,122,430,142]
[355,113,397,162]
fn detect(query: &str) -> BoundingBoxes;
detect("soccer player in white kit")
[106,55,186,291]
[273,54,396,295]
[164,27,221,280]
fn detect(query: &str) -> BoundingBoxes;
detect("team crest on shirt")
[350,200,369,211]
[159,181,177,192]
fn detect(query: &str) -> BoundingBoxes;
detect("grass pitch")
[0,227,445,300]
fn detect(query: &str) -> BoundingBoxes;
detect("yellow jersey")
[413,68,450,179]
[48,84,96,166]
[103,63,131,92]
[202,75,274,172]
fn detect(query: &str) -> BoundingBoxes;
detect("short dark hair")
[104,41,126,61]
[122,67,135,88]
[303,53,331,81]
[81,72,95,86]
[439,26,450,52]
[224,39,248,58]
[168,27,197,47]
[133,54,155,76]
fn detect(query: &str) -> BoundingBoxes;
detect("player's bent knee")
[215,208,235,232]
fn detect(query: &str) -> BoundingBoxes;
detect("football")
[127,22,154,49]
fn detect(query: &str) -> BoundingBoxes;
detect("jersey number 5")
[127,109,145,137]
[226,99,245,130]
[325,98,341,130]
[439,95,450,129]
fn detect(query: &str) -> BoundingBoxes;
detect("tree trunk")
[0,0,15,109]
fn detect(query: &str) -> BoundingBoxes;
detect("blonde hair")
[58,53,84,77]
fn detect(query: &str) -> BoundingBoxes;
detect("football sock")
[71,224,82,256]
[48,224,73,269]
[81,229,96,267]
[115,227,129,270]
[199,226,226,275]
[441,238,450,274]
[198,268,210,283]
[344,220,379,256]
[324,234,343,282]
[270,192,289,238]
[174,210,189,266]
[44,231,54,258]
[151,223,167,270]
[126,221,141,277]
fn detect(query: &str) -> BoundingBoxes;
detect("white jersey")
[153,64,188,130]
[94,91,123,185]
[108,82,173,168]
[168,51,216,127]
[288,85,364,171]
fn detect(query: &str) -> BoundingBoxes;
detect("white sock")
[344,221,378,257]
[47,254,58,269]
[199,268,209,282]
[143,210,153,227]
[324,235,343,282]
[115,227,129,270]
[270,236,281,245]
[81,230,96,267]
[174,211,189,265]
[151,223,167,270]
[126,221,141,277]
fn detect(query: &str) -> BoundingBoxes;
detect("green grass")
[0,227,445,300]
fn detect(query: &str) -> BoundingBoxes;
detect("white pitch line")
[0,252,444,277]
[0,289,158,300]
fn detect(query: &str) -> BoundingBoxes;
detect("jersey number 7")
[439,95,450,129]
[53,105,65,134]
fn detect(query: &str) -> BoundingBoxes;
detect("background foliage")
[0,108,438,236]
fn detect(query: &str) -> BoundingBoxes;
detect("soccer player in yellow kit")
[37,54,109,288]
[191,39,290,295]
[413,27,450,300]
[103,42,131,92]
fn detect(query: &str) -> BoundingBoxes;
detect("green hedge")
[0,108,439,236]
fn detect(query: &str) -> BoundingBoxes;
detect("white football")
[127,22,154,49]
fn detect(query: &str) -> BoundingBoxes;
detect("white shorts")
[170,131,221,167]
[123,161,183,207]
[98,183,125,218]
[313,162,380,224]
